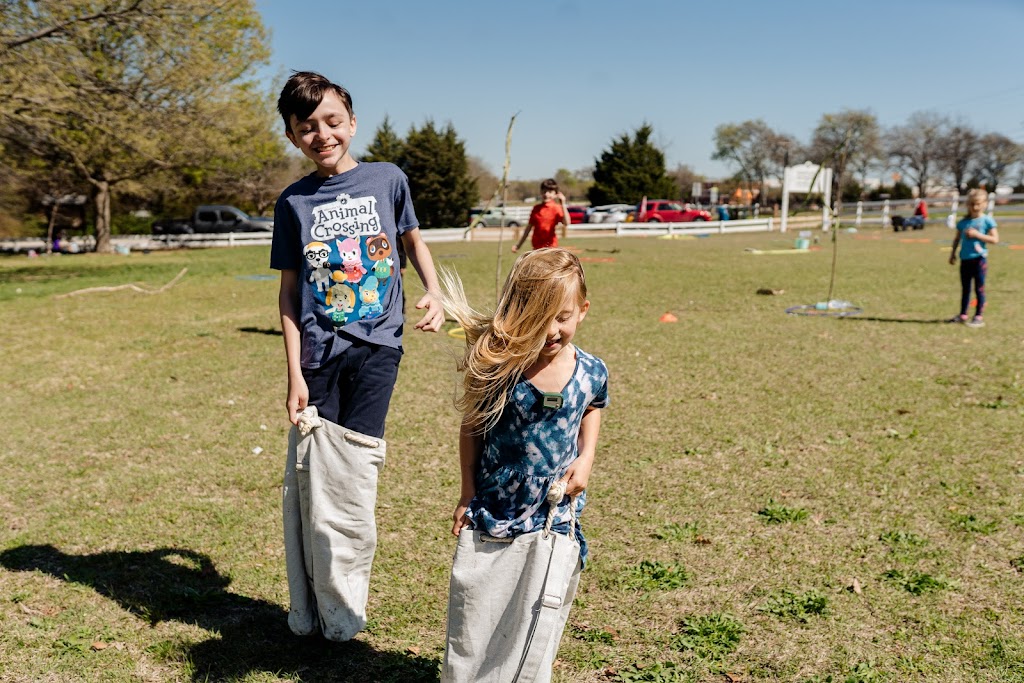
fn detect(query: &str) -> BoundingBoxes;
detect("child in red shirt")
[512,178,570,253]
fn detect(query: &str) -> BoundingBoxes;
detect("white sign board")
[780,163,833,233]
[783,162,827,194]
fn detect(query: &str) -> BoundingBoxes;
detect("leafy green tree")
[360,115,405,163]
[588,124,675,205]
[400,120,477,228]
[200,86,300,216]
[0,0,269,251]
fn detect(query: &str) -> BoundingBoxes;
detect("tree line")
[3,3,1022,252]
[712,111,1024,208]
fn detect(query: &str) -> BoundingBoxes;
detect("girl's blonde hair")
[966,188,988,218]
[440,248,588,432]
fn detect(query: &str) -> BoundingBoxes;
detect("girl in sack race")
[439,248,609,683]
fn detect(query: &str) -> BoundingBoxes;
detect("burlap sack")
[442,500,581,683]
[282,407,386,641]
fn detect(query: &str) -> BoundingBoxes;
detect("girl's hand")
[452,500,471,536]
[948,253,957,265]
[964,228,979,239]
[561,456,593,497]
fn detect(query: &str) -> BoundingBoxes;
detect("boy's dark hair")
[277,71,354,133]
[539,178,559,193]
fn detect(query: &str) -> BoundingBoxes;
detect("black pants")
[959,258,987,317]
[302,340,403,438]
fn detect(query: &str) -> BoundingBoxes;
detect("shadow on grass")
[0,545,439,682]
[238,326,283,336]
[838,316,950,324]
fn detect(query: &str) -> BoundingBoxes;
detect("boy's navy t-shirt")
[271,162,417,369]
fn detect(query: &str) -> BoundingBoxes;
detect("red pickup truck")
[637,200,712,223]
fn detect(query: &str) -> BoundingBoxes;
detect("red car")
[637,200,712,223]
[566,205,588,225]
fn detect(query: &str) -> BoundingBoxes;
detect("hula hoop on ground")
[786,303,863,317]
[447,326,467,339]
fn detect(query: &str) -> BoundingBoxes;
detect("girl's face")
[539,293,589,359]
[968,196,986,218]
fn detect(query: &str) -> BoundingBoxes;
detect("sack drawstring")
[297,406,323,436]
[481,480,577,544]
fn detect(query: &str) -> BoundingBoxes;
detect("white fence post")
[855,201,863,228]
[882,199,890,229]
[947,195,959,229]
[988,192,996,216]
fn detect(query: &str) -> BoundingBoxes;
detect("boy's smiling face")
[286,90,357,176]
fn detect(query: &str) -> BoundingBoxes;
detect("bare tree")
[809,109,881,216]
[886,111,948,198]
[975,133,1021,191]
[712,120,793,200]
[934,120,979,194]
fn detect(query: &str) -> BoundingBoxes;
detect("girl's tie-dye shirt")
[467,346,609,564]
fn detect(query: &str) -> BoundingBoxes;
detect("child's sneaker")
[966,315,985,328]
[946,314,968,323]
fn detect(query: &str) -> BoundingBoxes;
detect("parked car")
[587,203,635,223]
[566,205,588,225]
[636,200,712,223]
[152,205,274,235]
[470,205,533,228]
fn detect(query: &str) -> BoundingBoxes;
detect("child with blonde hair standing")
[949,189,999,327]
[440,248,609,683]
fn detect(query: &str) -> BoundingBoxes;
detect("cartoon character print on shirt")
[303,241,335,292]
[358,276,384,319]
[304,193,394,328]
[337,237,366,283]
[325,282,356,325]
[366,234,394,280]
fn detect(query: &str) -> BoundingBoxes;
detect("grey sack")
[282,406,386,641]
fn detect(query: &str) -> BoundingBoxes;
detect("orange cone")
[659,312,678,323]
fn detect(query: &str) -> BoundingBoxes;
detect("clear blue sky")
[254,0,1024,181]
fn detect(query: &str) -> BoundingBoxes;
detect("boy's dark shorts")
[302,339,403,438]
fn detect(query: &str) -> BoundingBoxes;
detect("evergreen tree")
[361,116,404,163]
[400,120,477,228]
[588,124,675,206]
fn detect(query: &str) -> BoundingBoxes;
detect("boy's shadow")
[0,545,439,682]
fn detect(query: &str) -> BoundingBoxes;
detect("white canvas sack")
[282,406,386,641]
[442,483,582,683]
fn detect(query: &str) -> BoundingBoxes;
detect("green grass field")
[2,225,1022,683]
